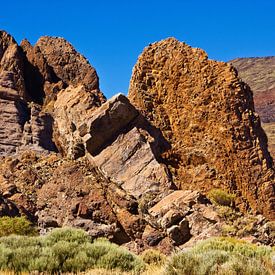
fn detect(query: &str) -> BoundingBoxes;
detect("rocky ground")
[0,31,274,253]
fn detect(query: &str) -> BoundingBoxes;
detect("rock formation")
[128,38,275,219]
[230,57,275,123]
[0,32,29,155]
[0,31,274,252]
[230,57,275,158]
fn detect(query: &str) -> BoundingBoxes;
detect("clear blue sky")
[1,0,274,98]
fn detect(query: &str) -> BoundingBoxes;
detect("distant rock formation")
[129,38,275,219]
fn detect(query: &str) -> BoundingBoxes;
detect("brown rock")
[53,85,105,157]
[0,87,29,155]
[81,93,139,156]
[167,219,191,245]
[0,31,26,96]
[230,57,275,159]
[20,39,60,104]
[230,57,275,123]
[129,37,275,219]
[36,36,99,91]
[93,126,172,198]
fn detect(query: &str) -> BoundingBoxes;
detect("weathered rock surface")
[0,31,25,95]
[0,30,105,156]
[54,90,173,198]
[230,57,275,159]
[0,87,29,156]
[230,57,275,123]
[93,126,172,198]
[0,32,29,156]
[0,152,273,254]
[0,31,274,252]
[36,36,100,91]
[129,38,275,219]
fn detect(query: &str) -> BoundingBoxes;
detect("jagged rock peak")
[128,37,275,219]
[0,31,105,156]
[0,30,26,96]
[35,36,100,91]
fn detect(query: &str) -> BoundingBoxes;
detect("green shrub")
[165,252,199,275]
[44,226,90,245]
[192,237,272,259]
[165,237,274,275]
[0,228,144,273]
[207,189,236,207]
[0,216,37,237]
[92,238,144,272]
[140,249,166,266]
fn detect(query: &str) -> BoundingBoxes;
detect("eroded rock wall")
[128,38,275,219]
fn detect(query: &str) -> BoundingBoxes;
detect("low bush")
[0,228,144,273]
[140,249,166,266]
[165,237,274,275]
[207,189,236,207]
[0,216,37,237]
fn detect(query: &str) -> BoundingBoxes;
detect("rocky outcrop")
[0,31,25,96]
[52,85,104,158]
[230,57,275,123]
[0,87,29,155]
[0,30,106,156]
[20,36,105,106]
[0,31,274,251]
[54,90,173,198]
[36,36,100,91]
[230,57,275,159]
[0,152,273,253]
[129,38,275,219]
[20,103,57,152]
[0,32,29,156]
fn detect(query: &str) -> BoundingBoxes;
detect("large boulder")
[129,38,275,219]
[54,91,173,198]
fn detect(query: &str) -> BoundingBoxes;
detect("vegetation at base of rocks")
[0,227,274,274]
[0,216,37,237]
[207,188,236,207]
[0,227,144,273]
[140,249,166,266]
[165,237,274,275]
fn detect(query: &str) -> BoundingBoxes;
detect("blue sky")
[1,0,274,98]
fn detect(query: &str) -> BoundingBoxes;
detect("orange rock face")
[129,38,275,219]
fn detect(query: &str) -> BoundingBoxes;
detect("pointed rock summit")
[129,37,275,219]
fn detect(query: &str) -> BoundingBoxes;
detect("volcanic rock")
[230,57,275,159]
[129,38,275,219]
[54,90,173,198]
[0,31,274,251]
[230,57,275,123]
[36,36,100,91]
[0,31,25,95]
